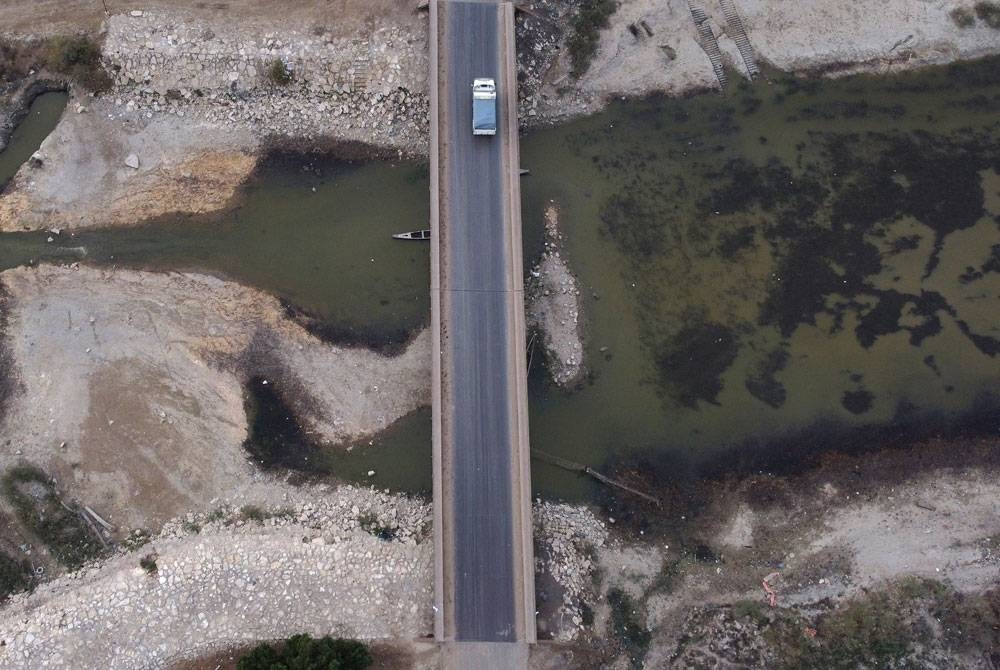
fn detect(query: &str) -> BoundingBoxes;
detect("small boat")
[392,229,432,240]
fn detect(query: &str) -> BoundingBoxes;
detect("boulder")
[124,153,140,169]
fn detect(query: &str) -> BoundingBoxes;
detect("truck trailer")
[472,78,497,136]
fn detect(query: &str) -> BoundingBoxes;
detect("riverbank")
[1,431,996,668]
[0,1,997,231]
[523,0,1000,122]
[0,486,434,669]
[583,434,1000,667]
[0,264,430,531]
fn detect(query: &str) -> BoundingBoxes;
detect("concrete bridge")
[428,0,535,666]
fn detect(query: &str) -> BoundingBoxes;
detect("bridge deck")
[429,0,535,656]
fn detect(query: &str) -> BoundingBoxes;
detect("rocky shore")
[0,486,434,669]
[103,10,429,153]
[0,490,614,668]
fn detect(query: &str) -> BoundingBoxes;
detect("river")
[2,59,999,499]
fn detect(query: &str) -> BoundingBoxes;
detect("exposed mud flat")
[0,98,257,231]
[0,264,430,531]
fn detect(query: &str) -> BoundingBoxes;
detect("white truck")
[472,78,497,136]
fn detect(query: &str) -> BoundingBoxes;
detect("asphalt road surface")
[442,0,517,643]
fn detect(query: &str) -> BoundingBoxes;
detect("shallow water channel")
[3,59,1000,499]
[0,91,68,186]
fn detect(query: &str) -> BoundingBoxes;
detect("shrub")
[950,7,976,27]
[0,39,44,83]
[975,1,1000,28]
[45,35,112,92]
[358,512,397,541]
[139,553,158,574]
[237,634,372,670]
[267,59,292,85]
[566,0,618,78]
[240,504,267,522]
[2,464,104,570]
[0,551,32,601]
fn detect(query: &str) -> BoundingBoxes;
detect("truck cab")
[472,78,497,136]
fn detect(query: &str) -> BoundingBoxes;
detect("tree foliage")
[237,634,372,670]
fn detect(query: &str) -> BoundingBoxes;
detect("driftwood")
[514,4,547,21]
[526,331,538,372]
[78,509,111,549]
[532,449,661,507]
[85,505,116,532]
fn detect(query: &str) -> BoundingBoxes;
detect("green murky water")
[2,156,432,349]
[3,59,1000,499]
[0,91,68,186]
[520,60,1000,495]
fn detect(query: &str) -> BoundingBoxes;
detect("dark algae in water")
[519,54,1000,496]
[242,375,432,492]
[654,321,738,408]
[242,375,321,473]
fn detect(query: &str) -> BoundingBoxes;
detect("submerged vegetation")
[550,56,1000,422]
[608,588,651,669]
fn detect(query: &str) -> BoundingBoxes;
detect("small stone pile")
[534,501,608,641]
[527,203,585,387]
[159,485,430,546]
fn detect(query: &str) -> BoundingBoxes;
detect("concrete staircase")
[688,4,728,87]
[349,37,370,92]
[718,0,759,78]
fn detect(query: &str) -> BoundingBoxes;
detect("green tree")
[237,634,372,670]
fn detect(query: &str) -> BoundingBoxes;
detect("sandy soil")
[0,264,430,531]
[0,99,256,231]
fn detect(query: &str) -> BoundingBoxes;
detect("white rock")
[124,154,140,169]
